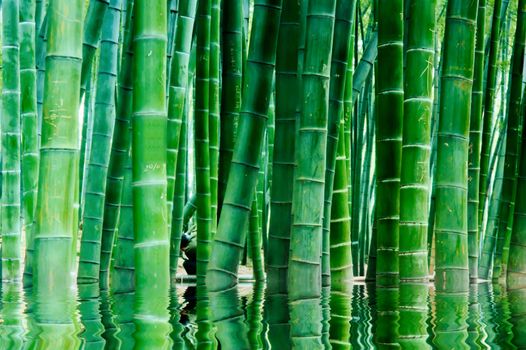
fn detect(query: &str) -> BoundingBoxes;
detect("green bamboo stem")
[507,95,526,290]
[33,0,83,336]
[321,0,355,289]
[265,0,299,289]
[35,0,45,34]
[20,0,39,285]
[194,0,212,282]
[166,0,197,235]
[434,0,477,294]
[1,0,22,281]
[206,0,282,291]
[78,0,123,285]
[209,0,220,240]
[170,97,188,279]
[375,0,403,287]
[330,123,353,288]
[480,126,509,279]
[479,0,504,235]
[467,0,486,281]
[80,0,110,94]
[351,32,377,106]
[98,0,134,289]
[492,0,526,281]
[131,0,170,347]
[218,0,243,215]
[288,1,336,348]
[35,14,47,126]
[249,196,264,282]
[399,0,436,282]
[480,130,507,281]
[110,150,134,293]
[166,0,179,88]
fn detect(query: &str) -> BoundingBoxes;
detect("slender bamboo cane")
[330,123,353,288]
[20,0,39,284]
[170,105,188,279]
[249,195,264,282]
[266,0,299,289]
[132,0,170,347]
[434,0,477,293]
[479,0,504,234]
[206,0,282,290]
[218,0,243,215]
[194,0,212,282]
[166,0,197,234]
[492,0,526,280]
[78,0,123,284]
[166,0,179,88]
[80,0,110,93]
[288,1,336,347]
[399,0,436,282]
[376,0,403,287]
[480,129,507,279]
[35,0,45,35]
[33,0,83,328]
[321,0,355,289]
[110,150,134,293]
[209,0,220,239]
[507,92,526,290]
[467,0,486,281]
[98,0,134,289]
[1,0,21,281]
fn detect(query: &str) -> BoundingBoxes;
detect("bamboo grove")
[1,0,526,348]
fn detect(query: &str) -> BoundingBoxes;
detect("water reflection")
[0,282,522,348]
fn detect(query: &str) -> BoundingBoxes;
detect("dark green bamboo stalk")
[507,89,526,290]
[399,0,436,282]
[375,0,403,287]
[288,1,336,347]
[166,0,196,234]
[78,0,123,284]
[194,0,212,282]
[321,0,355,290]
[218,0,243,215]
[492,0,526,281]
[33,0,83,325]
[206,0,282,290]
[98,0,134,289]
[467,0,486,281]
[249,196,264,282]
[479,0,504,234]
[131,1,170,347]
[434,0,477,293]
[330,124,353,288]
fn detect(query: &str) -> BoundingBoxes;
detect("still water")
[0,282,524,349]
